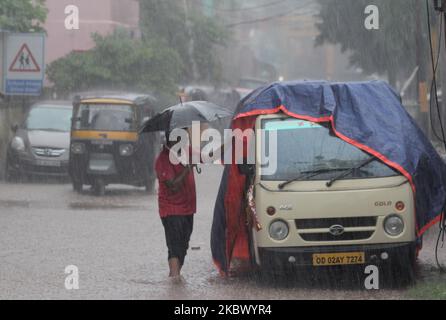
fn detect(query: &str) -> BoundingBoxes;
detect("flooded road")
[0,166,444,299]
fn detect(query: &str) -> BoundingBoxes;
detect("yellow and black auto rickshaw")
[69,93,159,195]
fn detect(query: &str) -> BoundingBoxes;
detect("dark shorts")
[161,215,194,266]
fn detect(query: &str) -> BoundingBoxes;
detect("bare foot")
[169,275,185,285]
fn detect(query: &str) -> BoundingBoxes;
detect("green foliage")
[139,0,228,83]
[0,0,47,32]
[315,0,428,85]
[46,29,181,101]
[190,14,227,82]
[47,1,228,101]
[407,276,446,299]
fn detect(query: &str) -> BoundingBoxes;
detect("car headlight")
[11,137,25,152]
[269,220,289,241]
[71,142,86,154]
[119,144,134,156]
[384,214,404,236]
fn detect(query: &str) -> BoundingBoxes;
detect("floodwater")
[0,166,444,300]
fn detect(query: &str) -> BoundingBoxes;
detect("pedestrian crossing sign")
[9,43,41,73]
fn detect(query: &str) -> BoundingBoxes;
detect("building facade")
[44,0,140,65]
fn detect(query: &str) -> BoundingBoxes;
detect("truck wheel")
[397,248,417,286]
[248,229,273,282]
[248,228,258,269]
[93,179,106,196]
[383,247,417,288]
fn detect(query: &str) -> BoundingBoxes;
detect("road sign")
[1,32,45,96]
[9,44,41,73]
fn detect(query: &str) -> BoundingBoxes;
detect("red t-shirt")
[155,147,196,218]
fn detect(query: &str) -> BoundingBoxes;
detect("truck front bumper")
[258,242,416,268]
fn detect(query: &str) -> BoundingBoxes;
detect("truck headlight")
[119,144,134,156]
[269,220,289,241]
[384,215,404,236]
[11,137,25,152]
[71,143,86,154]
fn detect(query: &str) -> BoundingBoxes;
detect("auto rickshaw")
[69,93,159,195]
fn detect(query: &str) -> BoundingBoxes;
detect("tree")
[315,0,429,86]
[46,29,181,104]
[0,0,47,32]
[139,0,228,84]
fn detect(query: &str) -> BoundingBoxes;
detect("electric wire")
[191,0,292,13]
[428,9,445,143]
[225,1,314,28]
[426,0,446,272]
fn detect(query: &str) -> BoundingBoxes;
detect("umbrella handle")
[195,165,202,174]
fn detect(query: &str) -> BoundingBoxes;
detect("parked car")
[5,101,73,181]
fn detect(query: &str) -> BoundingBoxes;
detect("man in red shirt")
[155,131,197,281]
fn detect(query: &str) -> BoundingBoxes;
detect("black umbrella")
[140,101,232,133]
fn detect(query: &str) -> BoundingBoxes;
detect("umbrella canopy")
[140,101,233,133]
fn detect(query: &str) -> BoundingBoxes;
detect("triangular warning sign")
[9,43,41,73]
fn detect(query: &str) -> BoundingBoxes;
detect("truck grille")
[300,231,374,242]
[295,217,377,229]
[295,216,377,242]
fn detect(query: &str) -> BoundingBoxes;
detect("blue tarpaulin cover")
[211,80,446,275]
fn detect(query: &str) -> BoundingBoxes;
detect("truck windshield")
[74,104,136,131]
[261,118,399,181]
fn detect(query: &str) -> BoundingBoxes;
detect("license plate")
[312,252,365,266]
[36,160,61,167]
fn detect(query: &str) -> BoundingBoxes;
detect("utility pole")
[183,0,199,82]
[415,0,429,134]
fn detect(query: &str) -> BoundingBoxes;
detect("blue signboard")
[2,33,45,96]
[5,79,43,95]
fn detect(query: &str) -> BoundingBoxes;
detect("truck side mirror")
[238,163,255,176]
[11,124,18,132]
